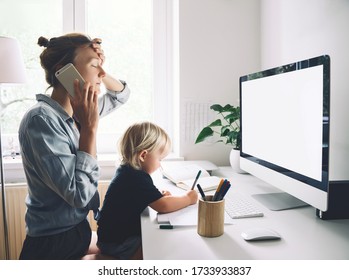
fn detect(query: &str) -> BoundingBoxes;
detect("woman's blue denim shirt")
[18,83,130,236]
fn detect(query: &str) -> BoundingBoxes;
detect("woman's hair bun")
[37,36,49,47]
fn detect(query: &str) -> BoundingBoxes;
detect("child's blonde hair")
[119,121,171,170]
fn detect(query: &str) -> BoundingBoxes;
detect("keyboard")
[225,192,264,219]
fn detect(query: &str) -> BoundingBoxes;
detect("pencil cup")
[197,195,225,238]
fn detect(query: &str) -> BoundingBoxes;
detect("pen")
[216,180,231,201]
[159,225,191,230]
[213,179,226,201]
[159,224,174,229]
[196,183,206,201]
[191,170,202,190]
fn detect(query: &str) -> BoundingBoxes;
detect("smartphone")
[55,63,85,97]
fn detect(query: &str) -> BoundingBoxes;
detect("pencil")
[191,170,202,190]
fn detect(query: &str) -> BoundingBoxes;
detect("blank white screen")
[241,65,323,181]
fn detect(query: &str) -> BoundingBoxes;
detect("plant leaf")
[227,130,240,148]
[208,119,222,127]
[210,104,224,113]
[222,104,234,112]
[221,126,230,137]
[225,113,240,124]
[195,127,214,144]
[194,103,241,148]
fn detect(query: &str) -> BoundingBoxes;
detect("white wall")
[178,0,349,178]
[178,0,261,166]
[261,0,349,180]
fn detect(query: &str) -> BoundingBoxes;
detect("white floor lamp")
[0,36,27,259]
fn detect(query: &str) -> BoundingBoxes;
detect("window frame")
[63,0,177,154]
[3,0,178,183]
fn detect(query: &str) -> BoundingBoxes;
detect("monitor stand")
[252,192,309,211]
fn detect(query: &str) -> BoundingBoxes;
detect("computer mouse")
[241,227,281,241]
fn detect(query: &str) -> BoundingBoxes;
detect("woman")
[18,33,130,259]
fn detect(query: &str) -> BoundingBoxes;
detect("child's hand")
[161,190,171,196]
[186,190,198,205]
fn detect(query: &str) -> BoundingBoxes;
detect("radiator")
[1,185,28,260]
[0,190,6,259]
[0,181,110,260]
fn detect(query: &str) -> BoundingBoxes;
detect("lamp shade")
[0,36,27,84]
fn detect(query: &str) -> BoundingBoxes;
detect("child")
[97,121,198,259]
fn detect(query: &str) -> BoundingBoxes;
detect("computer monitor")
[239,55,330,213]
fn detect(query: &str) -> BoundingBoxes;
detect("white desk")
[141,167,349,259]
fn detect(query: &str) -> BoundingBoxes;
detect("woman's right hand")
[70,80,99,131]
[70,80,99,157]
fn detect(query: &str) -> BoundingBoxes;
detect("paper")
[157,204,234,226]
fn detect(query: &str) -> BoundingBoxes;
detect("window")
[85,0,177,153]
[88,0,153,129]
[0,0,62,132]
[86,0,154,153]
[0,0,62,160]
[0,0,176,181]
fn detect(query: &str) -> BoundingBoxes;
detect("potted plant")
[195,104,244,172]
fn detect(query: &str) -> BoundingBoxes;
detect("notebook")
[160,162,221,192]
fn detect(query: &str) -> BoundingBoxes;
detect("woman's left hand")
[91,38,105,65]
[90,38,125,92]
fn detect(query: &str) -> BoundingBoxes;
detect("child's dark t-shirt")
[97,164,163,244]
